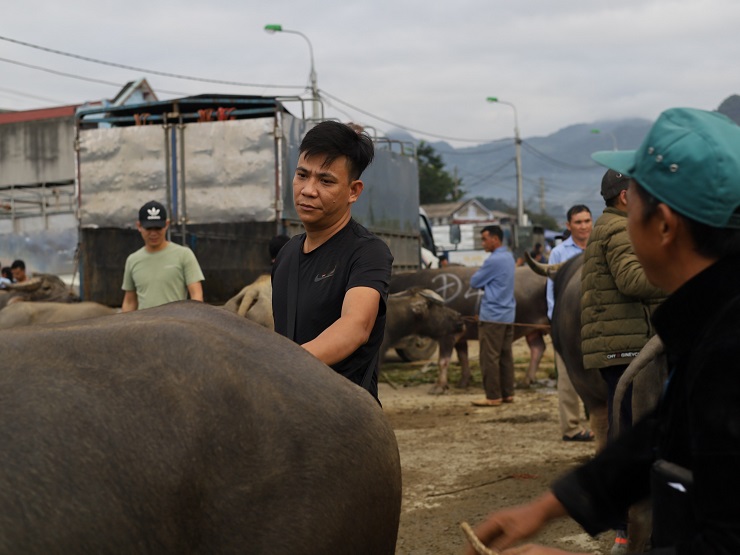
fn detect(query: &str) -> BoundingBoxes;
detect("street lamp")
[486,96,524,227]
[590,128,618,151]
[264,24,320,119]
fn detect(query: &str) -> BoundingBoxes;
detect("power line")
[0,56,126,88]
[2,34,601,172]
[321,90,491,144]
[0,35,305,90]
[0,86,66,104]
[460,158,516,188]
[2,34,499,145]
[0,56,191,97]
[521,141,599,170]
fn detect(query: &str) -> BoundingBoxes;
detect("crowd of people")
[6,109,740,552]
[465,107,740,553]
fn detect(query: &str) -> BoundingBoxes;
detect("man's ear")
[656,204,679,246]
[349,179,364,204]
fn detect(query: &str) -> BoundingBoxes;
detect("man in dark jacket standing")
[464,107,740,554]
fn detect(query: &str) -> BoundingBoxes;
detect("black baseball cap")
[138,201,167,228]
[600,169,630,201]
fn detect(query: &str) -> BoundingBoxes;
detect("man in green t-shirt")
[121,201,205,312]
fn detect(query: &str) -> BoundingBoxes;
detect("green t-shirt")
[122,242,205,309]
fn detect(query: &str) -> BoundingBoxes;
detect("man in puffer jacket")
[581,169,667,553]
[582,170,667,432]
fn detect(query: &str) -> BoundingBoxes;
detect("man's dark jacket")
[553,255,740,554]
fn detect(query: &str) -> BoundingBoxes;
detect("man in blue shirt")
[548,205,594,442]
[470,225,516,406]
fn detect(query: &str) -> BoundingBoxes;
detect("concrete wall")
[0,117,76,187]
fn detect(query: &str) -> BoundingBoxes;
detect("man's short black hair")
[481,225,503,241]
[10,259,25,270]
[567,205,591,222]
[299,121,374,181]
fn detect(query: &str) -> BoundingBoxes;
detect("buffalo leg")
[455,339,471,389]
[589,403,609,452]
[430,335,455,395]
[523,331,545,386]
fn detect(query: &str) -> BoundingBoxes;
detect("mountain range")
[390,95,740,222]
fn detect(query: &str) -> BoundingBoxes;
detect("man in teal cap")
[463,107,740,554]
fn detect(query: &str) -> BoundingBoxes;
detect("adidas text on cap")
[591,107,740,229]
[138,201,167,229]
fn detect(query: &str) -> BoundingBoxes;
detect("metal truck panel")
[78,118,277,228]
[180,118,276,224]
[78,125,168,228]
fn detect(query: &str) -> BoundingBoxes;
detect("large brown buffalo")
[390,266,550,392]
[0,301,116,329]
[0,302,402,554]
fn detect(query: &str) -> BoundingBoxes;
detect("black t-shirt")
[272,219,393,399]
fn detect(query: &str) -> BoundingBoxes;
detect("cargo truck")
[74,94,428,305]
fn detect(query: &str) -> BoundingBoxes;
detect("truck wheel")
[395,336,438,362]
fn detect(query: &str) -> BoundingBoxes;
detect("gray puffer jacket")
[581,207,667,370]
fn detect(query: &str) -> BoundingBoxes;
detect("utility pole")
[539,177,546,214]
[486,97,524,226]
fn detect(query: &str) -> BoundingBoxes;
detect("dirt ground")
[380,337,615,555]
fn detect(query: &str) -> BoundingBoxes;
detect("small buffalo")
[390,266,550,393]
[0,301,116,329]
[0,302,402,554]
[381,288,465,393]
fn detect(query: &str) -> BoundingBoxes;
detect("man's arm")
[187,281,204,302]
[121,290,138,312]
[302,286,380,366]
[470,256,497,289]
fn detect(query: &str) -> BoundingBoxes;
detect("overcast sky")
[3,0,739,146]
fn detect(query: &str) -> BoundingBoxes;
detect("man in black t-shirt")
[272,121,393,401]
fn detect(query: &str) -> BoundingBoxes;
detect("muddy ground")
[380,337,615,555]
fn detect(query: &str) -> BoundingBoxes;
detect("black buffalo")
[0,302,402,554]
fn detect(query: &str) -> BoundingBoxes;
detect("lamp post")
[264,24,320,119]
[590,128,618,150]
[486,96,524,227]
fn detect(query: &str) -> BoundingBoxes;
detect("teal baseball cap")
[592,107,740,229]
